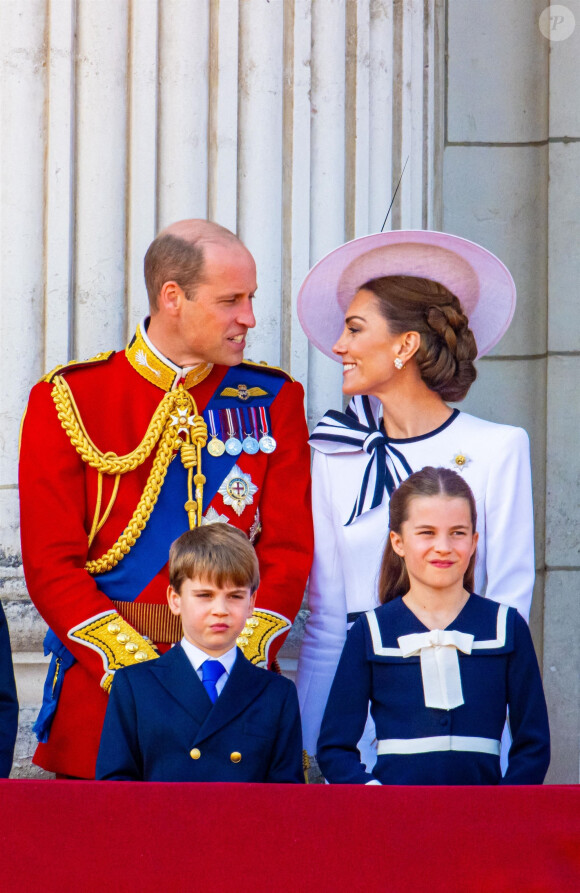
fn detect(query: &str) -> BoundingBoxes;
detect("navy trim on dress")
[382,408,460,444]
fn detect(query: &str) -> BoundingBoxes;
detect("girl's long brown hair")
[378,466,477,604]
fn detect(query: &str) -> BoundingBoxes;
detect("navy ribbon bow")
[309,395,414,525]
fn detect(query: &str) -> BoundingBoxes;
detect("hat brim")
[297,230,516,360]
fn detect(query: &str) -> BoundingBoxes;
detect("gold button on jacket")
[230,751,242,763]
[189,748,201,760]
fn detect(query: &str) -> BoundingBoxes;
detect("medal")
[206,411,226,457]
[240,408,259,454]
[259,434,277,454]
[242,436,260,454]
[224,408,242,455]
[208,438,226,457]
[248,507,262,544]
[258,406,277,453]
[225,437,243,456]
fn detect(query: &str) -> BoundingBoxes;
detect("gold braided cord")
[51,375,178,474]
[51,376,208,574]
[88,473,121,548]
[88,472,104,547]
[303,750,311,784]
[179,419,208,528]
[84,417,180,573]
[96,473,121,535]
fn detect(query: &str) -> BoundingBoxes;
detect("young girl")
[316,467,550,785]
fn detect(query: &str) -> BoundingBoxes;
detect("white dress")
[296,397,535,757]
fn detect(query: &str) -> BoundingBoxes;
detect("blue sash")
[32,630,77,743]
[95,363,285,601]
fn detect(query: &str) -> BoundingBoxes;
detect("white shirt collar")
[180,638,238,674]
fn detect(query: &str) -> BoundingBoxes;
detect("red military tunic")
[19,321,313,778]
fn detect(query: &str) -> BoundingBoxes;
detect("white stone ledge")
[13,652,50,708]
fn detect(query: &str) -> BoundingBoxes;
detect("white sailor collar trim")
[364,601,509,658]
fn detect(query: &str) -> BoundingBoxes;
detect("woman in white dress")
[295,230,534,767]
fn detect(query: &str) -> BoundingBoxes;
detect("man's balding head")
[144,219,243,311]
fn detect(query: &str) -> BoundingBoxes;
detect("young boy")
[96,524,304,782]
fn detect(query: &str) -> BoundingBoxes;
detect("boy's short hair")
[168,524,260,595]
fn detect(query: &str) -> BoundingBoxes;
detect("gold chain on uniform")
[51,375,208,574]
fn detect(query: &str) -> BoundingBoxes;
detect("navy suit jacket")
[96,644,304,782]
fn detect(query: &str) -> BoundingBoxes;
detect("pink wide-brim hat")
[297,230,516,360]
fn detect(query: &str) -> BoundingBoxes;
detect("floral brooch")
[449,450,472,472]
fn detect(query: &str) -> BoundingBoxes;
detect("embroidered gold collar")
[126,320,213,391]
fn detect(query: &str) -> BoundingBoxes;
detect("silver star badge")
[202,506,230,526]
[218,465,258,516]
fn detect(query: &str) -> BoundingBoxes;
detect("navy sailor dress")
[317,594,550,785]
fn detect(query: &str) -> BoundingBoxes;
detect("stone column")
[543,0,580,784]
[443,0,579,782]
[0,0,52,777]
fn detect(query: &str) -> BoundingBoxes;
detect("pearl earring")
[394,357,404,370]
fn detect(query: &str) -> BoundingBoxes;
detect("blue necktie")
[201,660,226,703]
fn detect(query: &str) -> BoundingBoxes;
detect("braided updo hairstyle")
[362,275,478,402]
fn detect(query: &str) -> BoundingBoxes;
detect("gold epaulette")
[236,608,291,666]
[68,611,159,693]
[241,358,295,383]
[19,351,116,455]
[40,350,115,384]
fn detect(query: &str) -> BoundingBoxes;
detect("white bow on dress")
[397,629,474,710]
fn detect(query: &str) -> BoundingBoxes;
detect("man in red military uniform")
[19,219,313,778]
